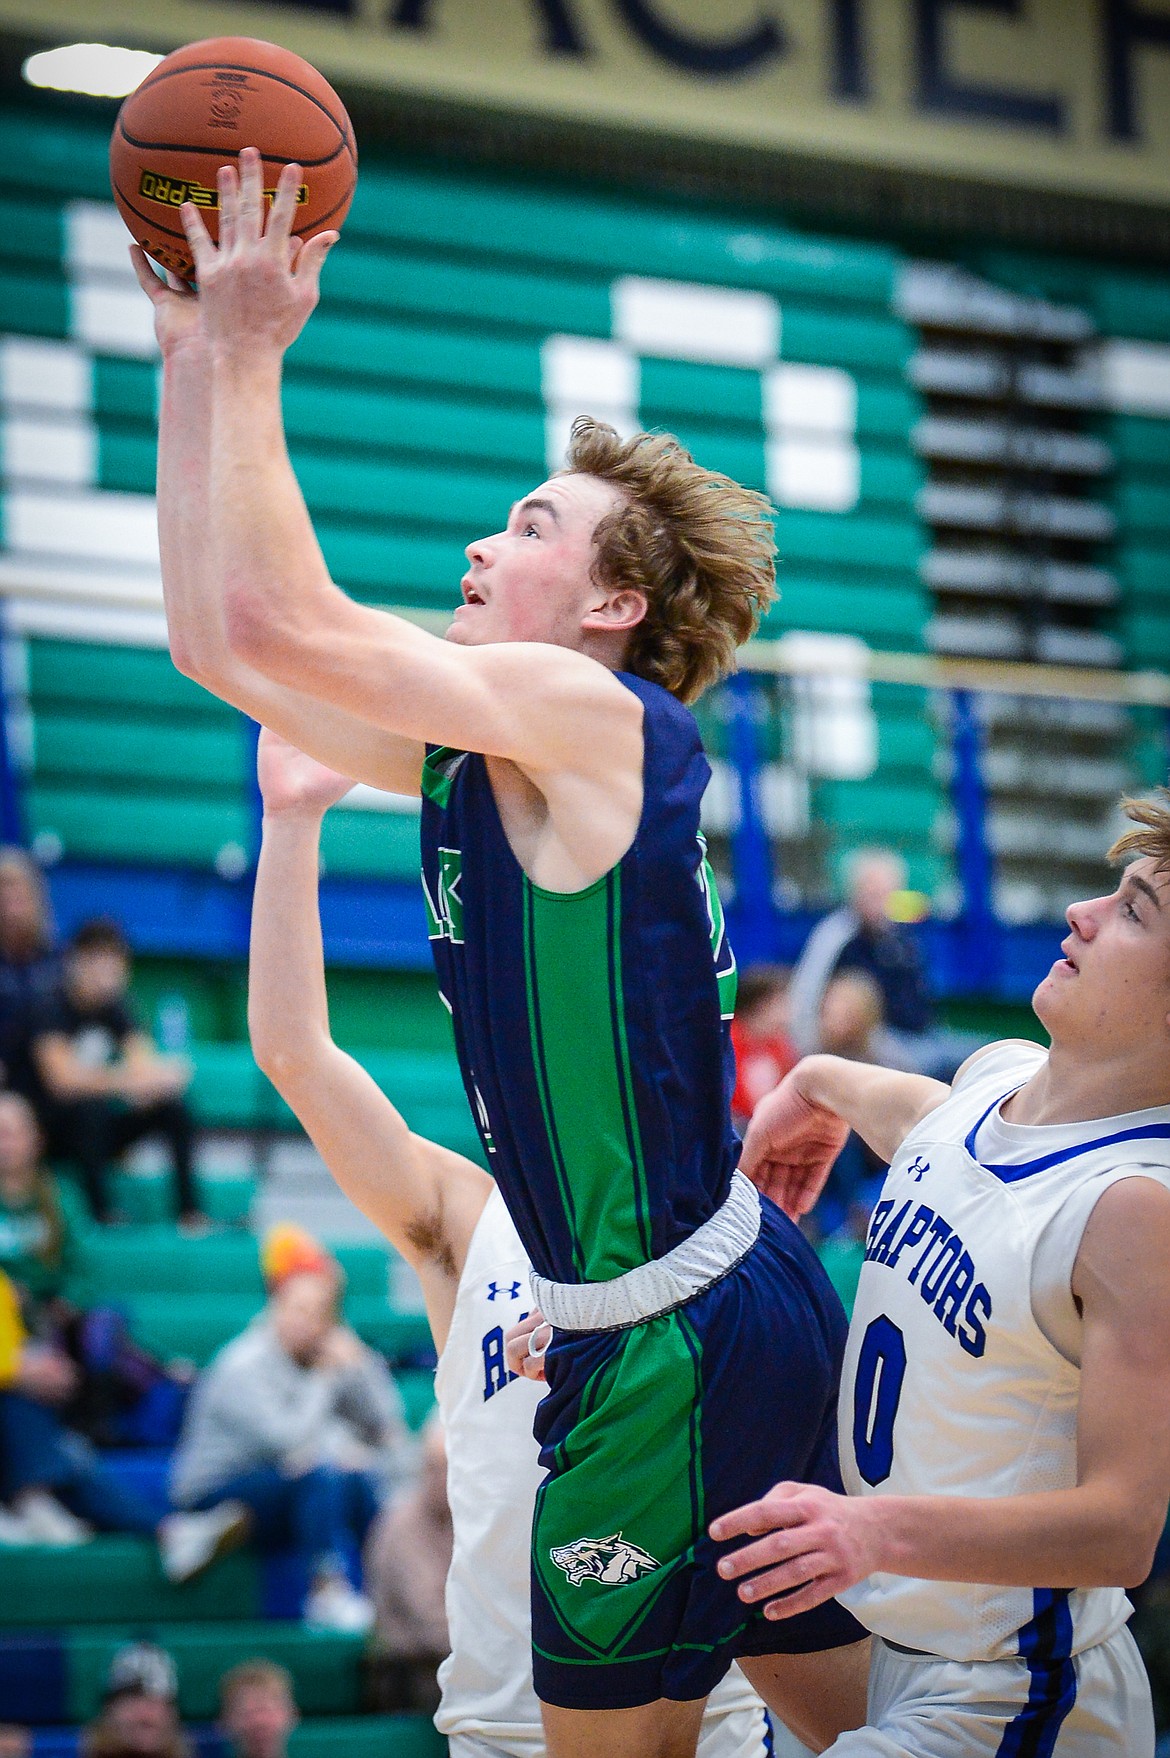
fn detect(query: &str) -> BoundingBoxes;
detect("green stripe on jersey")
[523,869,651,1280]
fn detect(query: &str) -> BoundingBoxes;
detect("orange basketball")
[110,36,356,282]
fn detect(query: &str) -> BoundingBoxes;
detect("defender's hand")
[180,148,337,361]
[257,726,356,818]
[505,1309,551,1384]
[711,1481,878,1620]
[739,1068,850,1220]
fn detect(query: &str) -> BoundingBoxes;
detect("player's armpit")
[1072,1176,1170,1585]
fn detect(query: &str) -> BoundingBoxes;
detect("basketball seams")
[115,125,350,172]
[129,57,350,142]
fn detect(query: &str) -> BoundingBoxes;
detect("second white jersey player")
[436,1185,772,1758]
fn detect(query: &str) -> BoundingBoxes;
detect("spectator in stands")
[0,848,61,1100]
[0,1090,185,1447]
[730,963,798,1130]
[29,918,204,1228]
[363,1413,452,1712]
[0,1260,245,1568]
[170,1223,413,1633]
[787,848,936,1068]
[82,1644,191,1758]
[218,1661,298,1758]
[0,1729,29,1758]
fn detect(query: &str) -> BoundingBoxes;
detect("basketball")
[109,36,357,282]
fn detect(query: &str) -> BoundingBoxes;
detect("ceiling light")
[22,42,163,99]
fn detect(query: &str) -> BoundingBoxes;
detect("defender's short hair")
[565,418,777,705]
[1108,787,1170,873]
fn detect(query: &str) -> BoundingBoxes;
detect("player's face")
[1033,857,1170,1053]
[449,472,626,649]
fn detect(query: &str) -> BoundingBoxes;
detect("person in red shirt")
[731,965,799,1132]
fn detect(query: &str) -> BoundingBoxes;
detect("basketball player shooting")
[711,799,1170,1755]
[248,723,778,1758]
[138,150,869,1756]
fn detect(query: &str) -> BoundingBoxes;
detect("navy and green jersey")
[420,671,740,1286]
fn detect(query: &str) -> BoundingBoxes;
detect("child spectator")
[730,964,798,1129]
[170,1224,413,1632]
[218,1661,298,1758]
[28,918,203,1227]
[363,1414,452,1711]
[82,1644,191,1758]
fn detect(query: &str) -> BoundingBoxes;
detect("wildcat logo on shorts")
[550,1533,660,1585]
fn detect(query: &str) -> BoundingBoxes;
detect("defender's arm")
[740,1055,949,1218]
[248,732,489,1347]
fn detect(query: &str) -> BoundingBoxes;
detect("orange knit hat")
[260,1223,336,1291]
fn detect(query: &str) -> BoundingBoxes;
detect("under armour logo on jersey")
[907,1156,930,1182]
[487,1280,522,1302]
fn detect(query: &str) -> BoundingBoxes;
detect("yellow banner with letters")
[5,0,1170,209]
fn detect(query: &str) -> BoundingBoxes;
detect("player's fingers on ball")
[128,246,165,300]
[216,163,238,248]
[179,204,214,273]
[295,232,339,289]
[237,146,264,235]
[266,162,301,245]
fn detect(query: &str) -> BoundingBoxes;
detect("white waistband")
[529,1171,761,1333]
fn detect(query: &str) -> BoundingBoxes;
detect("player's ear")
[583,587,647,634]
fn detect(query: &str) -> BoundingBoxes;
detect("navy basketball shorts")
[529,1198,867,1709]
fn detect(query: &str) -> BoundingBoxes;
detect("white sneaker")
[15,1491,93,1546]
[158,1500,250,1585]
[303,1575,376,1634]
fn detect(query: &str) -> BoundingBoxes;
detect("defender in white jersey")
[245,727,861,1755]
[713,791,1170,1755]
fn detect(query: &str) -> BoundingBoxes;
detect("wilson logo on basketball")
[550,1534,660,1585]
[137,171,308,211]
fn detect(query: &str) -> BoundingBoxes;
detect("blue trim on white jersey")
[996,1589,1076,1757]
[966,1095,1170,1184]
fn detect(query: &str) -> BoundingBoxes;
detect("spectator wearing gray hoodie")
[170,1225,413,1633]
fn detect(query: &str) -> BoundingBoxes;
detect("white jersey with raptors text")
[434,1185,769,1757]
[839,1040,1170,1664]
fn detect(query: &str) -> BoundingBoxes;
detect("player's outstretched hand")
[738,1066,850,1220]
[710,1481,878,1620]
[504,1309,552,1384]
[179,147,338,359]
[257,726,356,818]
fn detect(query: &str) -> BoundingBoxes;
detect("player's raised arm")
[740,1055,949,1217]
[132,243,426,797]
[180,154,646,782]
[248,728,489,1346]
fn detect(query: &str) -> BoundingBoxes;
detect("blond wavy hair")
[564,418,777,705]
[1109,787,1170,872]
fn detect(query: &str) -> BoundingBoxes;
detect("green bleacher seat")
[66,1622,366,1719]
[0,1539,260,1626]
[318,808,421,882]
[33,713,245,791]
[289,1715,444,1758]
[28,786,250,869]
[108,1167,255,1227]
[28,641,235,720]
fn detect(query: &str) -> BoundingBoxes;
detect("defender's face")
[1033,858,1170,1054]
[448,472,624,649]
